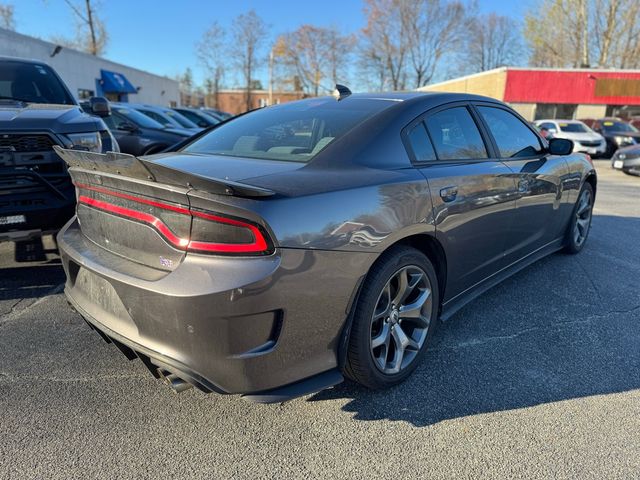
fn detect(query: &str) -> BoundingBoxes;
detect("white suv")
[535,119,606,157]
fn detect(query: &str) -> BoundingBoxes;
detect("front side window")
[163,109,198,128]
[479,106,542,158]
[139,109,172,127]
[114,108,164,129]
[424,107,488,160]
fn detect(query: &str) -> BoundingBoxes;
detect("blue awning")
[100,69,137,94]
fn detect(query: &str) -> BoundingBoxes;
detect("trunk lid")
[54,147,275,272]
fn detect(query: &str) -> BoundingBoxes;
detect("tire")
[344,246,440,390]
[563,182,594,254]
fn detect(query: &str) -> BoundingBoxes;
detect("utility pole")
[85,0,97,55]
[579,0,590,67]
[268,48,274,106]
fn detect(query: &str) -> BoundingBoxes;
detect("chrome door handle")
[440,186,458,202]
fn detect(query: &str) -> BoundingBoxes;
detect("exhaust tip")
[159,371,193,393]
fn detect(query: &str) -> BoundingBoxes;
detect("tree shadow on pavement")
[309,214,640,426]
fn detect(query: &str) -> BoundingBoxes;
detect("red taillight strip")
[76,189,270,254]
[75,182,191,215]
[190,210,268,253]
[79,195,189,249]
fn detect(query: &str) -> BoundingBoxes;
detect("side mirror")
[89,96,111,117]
[117,121,138,133]
[548,137,573,155]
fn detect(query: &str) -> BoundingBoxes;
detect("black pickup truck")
[0,56,117,245]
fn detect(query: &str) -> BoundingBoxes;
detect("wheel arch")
[337,232,448,369]
[584,170,597,198]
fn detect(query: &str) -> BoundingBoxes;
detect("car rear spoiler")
[53,146,275,198]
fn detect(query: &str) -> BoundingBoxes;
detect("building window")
[606,105,640,118]
[77,88,94,100]
[535,104,577,120]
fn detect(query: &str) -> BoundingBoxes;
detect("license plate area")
[73,267,138,336]
[0,214,26,225]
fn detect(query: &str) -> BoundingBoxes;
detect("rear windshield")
[0,61,74,105]
[559,122,588,133]
[183,98,386,162]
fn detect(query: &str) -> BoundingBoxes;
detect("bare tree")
[278,25,354,96]
[58,0,108,55]
[0,3,15,31]
[402,0,467,88]
[360,0,407,90]
[460,13,523,73]
[594,0,640,68]
[325,27,355,88]
[197,22,226,108]
[230,10,268,111]
[525,0,640,68]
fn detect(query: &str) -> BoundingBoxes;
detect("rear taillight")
[76,183,273,255]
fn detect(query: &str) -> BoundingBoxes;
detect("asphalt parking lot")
[1,160,639,479]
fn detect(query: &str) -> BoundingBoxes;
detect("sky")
[10,0,532,86]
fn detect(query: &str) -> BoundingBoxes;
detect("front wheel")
[344,246,439,390]
[564,182,594,254]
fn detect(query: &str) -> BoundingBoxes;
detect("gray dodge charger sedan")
[55,90,596,403]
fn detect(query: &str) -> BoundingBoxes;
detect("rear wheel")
[344,246,439,389]
[564,182,594,254]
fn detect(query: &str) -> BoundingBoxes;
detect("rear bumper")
[58,217,375,396]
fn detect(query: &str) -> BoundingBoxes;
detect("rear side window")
[406,122,436,162]
[479,106,542,158]
[425,107,487,160]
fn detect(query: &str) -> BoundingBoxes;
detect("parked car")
[172,106,221,128]
[201,107,233,120]
[611,144,640,176]
[629,117,640,130]
[534,119,606,157]
[101,103,193,155]
[591,118,640,156]
[55,91,596,403]
[0,56,117,243]
[130,103,201,133]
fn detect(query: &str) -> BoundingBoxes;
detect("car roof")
[0,55,49,67]
[265,91,505,119]
[128,103,171,112]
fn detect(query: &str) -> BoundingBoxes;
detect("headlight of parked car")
[614,135,635,145]
[64,132,103,153]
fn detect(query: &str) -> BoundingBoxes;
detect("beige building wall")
[575,104,607,119]
[418,68,507,100]
[509,103,537,121]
